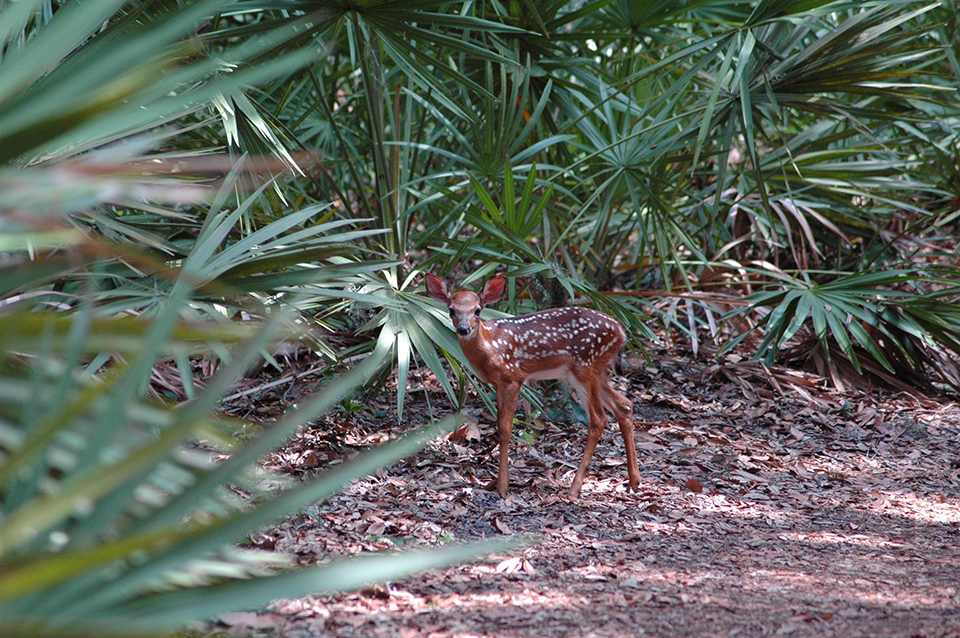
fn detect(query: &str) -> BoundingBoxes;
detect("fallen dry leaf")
[685,478,704,493]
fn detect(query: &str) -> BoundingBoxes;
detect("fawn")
[425,274,640,498]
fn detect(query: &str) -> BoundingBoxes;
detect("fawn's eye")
[474,308,481,316]
[448,309,455,317]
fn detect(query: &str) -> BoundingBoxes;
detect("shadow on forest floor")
[214,346,960,638]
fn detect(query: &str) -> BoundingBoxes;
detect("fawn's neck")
[457,320,504,385]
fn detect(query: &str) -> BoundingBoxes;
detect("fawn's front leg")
[494,381,521,497]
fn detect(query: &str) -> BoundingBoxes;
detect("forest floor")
[214,344,960,638]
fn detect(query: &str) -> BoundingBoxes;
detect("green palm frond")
[0,299,493,633]
[721,266,960,388]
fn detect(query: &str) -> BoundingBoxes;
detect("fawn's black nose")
[457,326,470,335]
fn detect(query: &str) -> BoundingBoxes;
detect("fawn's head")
[425,274,507,337]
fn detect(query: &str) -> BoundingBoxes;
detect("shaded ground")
[217,347,960,638]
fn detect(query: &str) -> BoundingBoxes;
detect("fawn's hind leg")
[600,374,640,492]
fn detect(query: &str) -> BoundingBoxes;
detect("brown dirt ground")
[215,346,960,638]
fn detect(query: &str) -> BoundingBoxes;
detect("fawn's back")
[477,307,625,387]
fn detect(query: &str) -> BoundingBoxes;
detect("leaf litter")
[212,344,960,638]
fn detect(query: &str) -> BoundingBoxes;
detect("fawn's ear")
[424,273,450,304]
[479,276,507,306]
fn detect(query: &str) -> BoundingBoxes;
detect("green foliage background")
[1,0,958,634]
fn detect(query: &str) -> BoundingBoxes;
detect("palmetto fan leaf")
[0,0,327,163]
[0,301,489,632]
[722,266,960,389]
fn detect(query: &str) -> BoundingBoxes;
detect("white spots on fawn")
[489,307,624,369]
